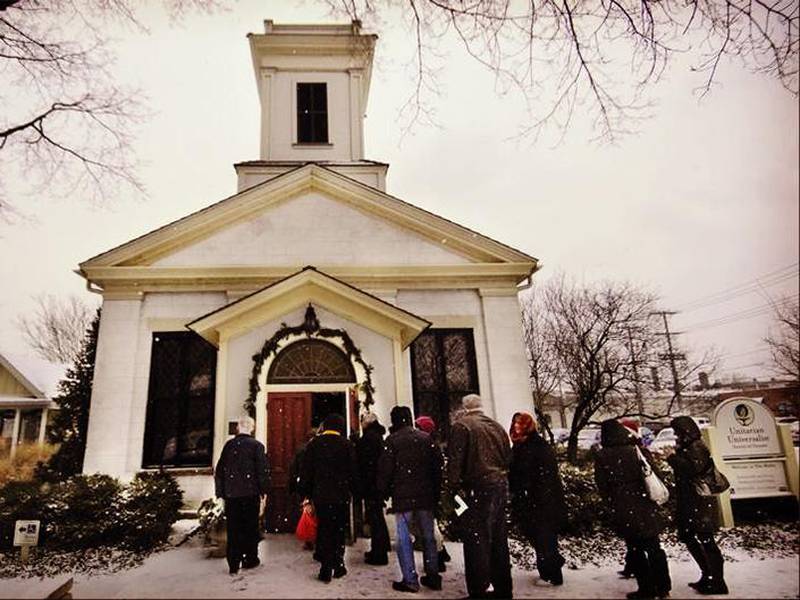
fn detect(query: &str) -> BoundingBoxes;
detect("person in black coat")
[214,415,270,575]
[377,406,443,593]
[667,416,728,595]
[594,419,671,599]
[508,412,566,586]
[298,413,358,583]
[356,412,390,565]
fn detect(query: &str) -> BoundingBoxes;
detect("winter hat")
[390,406,413,432]
[322,413,346,435]
[600,419,632,448]
[509,412,537,444]
[415,415,436,434]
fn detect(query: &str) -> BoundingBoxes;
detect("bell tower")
[236,21,386,191]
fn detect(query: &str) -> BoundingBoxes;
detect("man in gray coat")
[214,415,269,575]
[448,394,513,599]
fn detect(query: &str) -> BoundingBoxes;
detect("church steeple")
[247,21,376,163]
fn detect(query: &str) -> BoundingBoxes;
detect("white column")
[10,408,20,458]
[393,338,412,411]
[260,67,277,160]
[348,69,364,160]
[213,336,230,468]
[38,408,48,445]
[82,298,143,476]
[479,290,532,430]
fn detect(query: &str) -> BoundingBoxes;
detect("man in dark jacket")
[214,415,270,575]
[356,412,390,565]
[378,405,443,593]
[298,413,358,583]
[448,394,513,599]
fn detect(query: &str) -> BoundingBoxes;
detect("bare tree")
[16,294,96,363]
[765,296,800,379]
[0,0,218,217]
[520,290,562,439]
[324,0,798,141]
[539,276,658,462]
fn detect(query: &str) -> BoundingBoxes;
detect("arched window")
[267,339,356,385]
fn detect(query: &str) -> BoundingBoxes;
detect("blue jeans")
[395,509,437,588]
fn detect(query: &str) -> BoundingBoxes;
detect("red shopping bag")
[295,508,318,542]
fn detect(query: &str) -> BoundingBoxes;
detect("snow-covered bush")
[116,472,183,551]
[0,472,182,552]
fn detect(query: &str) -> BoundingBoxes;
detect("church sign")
[712,397,791,499]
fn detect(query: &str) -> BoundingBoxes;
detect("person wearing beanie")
[378,406,443,593]
[412,415,452,573]
[298,412,357,583]
[448,394,513,599]
[356,411,390,565]
[508,412,567,586]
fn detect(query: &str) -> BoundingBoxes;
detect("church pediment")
[186,266,431,348]
[79,164,537,273]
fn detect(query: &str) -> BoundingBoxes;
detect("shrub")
[0,443,57,486]
[118,472,183,550]
[0,471,182,552]
[47,474,123,550]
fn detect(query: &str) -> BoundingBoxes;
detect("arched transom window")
[267,339,356,385]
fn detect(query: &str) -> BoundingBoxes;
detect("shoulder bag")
[636,446,670,505]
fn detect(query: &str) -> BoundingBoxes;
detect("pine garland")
[244,305,375,416]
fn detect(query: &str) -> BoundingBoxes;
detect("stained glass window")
[268,339,356,384]
[410,329,479,441]
[142,332,217,468]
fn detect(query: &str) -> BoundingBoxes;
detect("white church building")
[79,20,538,526]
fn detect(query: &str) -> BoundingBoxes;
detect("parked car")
[577,427,602,450]
[548,427,570,445]
[650,427,677,453]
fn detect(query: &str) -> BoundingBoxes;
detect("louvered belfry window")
[267,339,356,384]
[142,332,216,468]
[410,329,480,441]
[297,82,329,144]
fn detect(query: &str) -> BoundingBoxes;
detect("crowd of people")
[213,396,729,599]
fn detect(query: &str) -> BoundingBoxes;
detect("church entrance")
[263,338,358,533]
[265,391,349,532]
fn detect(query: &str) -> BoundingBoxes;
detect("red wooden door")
[266,392,312,533]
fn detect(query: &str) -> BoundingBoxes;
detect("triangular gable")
[80,164,537,270]
[187,266,431,349]
[0,353,46,399]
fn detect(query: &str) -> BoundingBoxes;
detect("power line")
[683,293,800,331]
[677,262,799,312]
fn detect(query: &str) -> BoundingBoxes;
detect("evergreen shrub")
[0,472,182,552]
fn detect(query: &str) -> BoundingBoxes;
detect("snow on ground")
[1,530,797,599]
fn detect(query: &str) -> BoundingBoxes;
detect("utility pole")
[625,326,644,416]
[651,310,686,411]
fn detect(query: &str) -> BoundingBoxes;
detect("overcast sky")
[1,1,797,384]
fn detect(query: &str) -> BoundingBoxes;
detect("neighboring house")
[77,21,538,521]
[0,353,65,458]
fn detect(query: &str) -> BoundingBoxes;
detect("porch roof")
[186,266,431,348]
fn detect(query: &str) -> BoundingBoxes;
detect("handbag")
[693,459,730,496]
[636,447,670,506]
[295,505,318,542]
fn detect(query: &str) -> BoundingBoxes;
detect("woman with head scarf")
[667,416,728,595]
[508,412,567,586]
[594,419,671,599]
